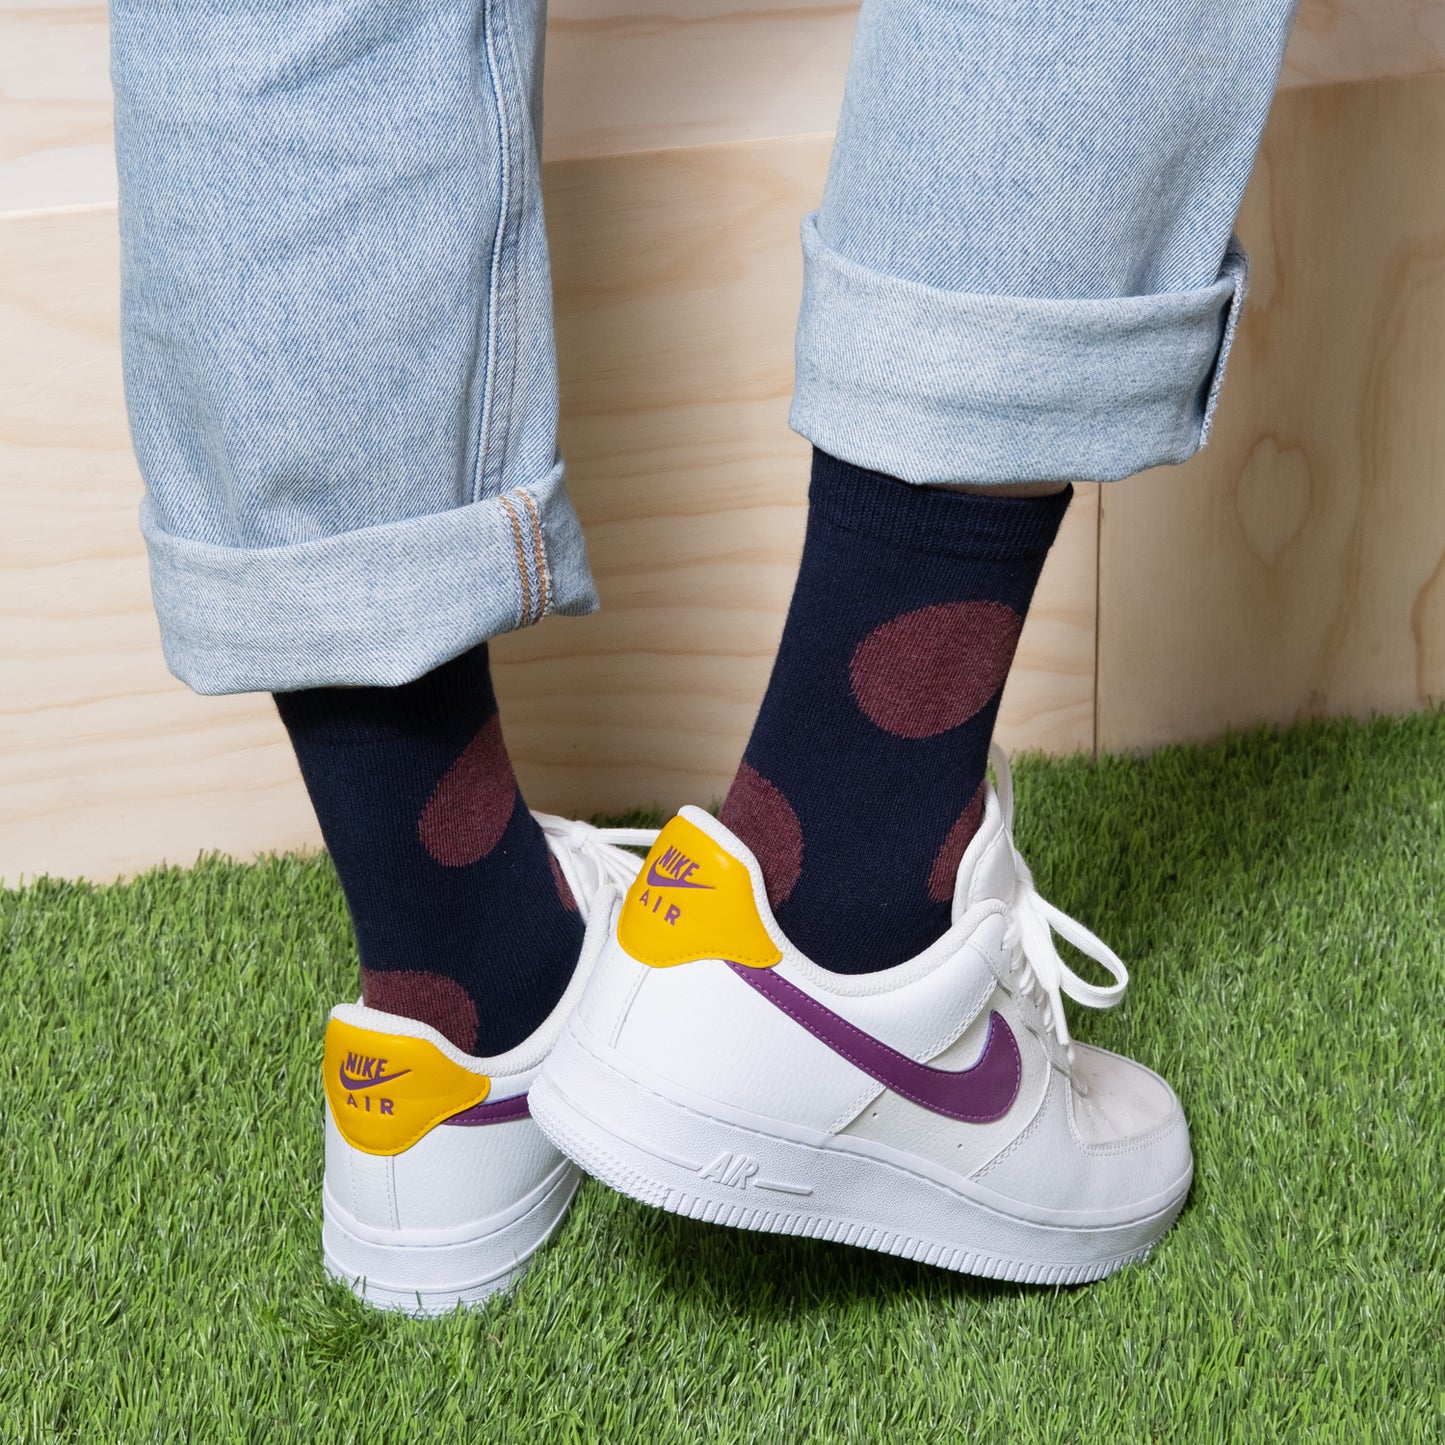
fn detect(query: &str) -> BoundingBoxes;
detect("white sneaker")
[530,747,1192,1285]
[321,814,657,1315]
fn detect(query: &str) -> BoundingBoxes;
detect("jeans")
[110,0,1299,695]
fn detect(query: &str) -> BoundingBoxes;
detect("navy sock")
[274,644,583,1056]
[721,450,1070,973]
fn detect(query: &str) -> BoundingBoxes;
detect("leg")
[111,0,649,1313]
[111,0,591,1055]
[113,0,593,696]
[113,0,583,1055]
[725,0,1299,971]
[533,0,1299,1284]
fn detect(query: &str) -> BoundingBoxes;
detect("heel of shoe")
[322,1157,580,1316]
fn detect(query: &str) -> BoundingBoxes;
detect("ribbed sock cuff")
[808,448,1072,561]
[273,642,494,745]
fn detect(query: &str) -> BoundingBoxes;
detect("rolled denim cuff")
[141,463,598,694]
[789,214,1249,486]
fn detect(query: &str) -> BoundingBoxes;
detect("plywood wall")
[3,8,1444,883]
[1098,75,1445,746]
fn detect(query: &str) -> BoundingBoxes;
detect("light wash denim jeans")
[111,0,1298,695]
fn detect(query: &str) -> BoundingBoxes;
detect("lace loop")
[533,812,657,921]
[989,743,1128,1051]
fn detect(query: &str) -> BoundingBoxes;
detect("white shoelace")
[988,743,1128,1066]
[533,812,658,921]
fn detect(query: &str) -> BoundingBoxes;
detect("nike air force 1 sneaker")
[322,815,657,1315]
[531,747,1192,1285]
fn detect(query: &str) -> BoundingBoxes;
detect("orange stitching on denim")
[520,491,549,619]
[498,493,532,623]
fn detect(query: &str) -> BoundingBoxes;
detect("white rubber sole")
[531,1022,1190,1286]
[322,1159,581,1316]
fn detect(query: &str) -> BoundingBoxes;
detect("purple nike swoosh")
[441,1092,531,1127]
[646,862,715,890]
[727,963,1020,1123]
[338,1066,412,1091]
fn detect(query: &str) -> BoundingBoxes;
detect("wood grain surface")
[1098,74,1445,747]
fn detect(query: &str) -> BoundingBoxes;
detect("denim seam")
[1198,237,1250,445]
[473,0,510,496]
[467,0,498,509]
[519,488,552,619]
[476,0,529,510]
[497,492,534,623]
[488,0,550,625]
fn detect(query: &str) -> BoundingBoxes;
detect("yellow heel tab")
[617,813,781,970]
[323,1016,492,1155]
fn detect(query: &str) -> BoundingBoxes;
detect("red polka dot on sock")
[927,781,986,904]
[850,601,1023,739]
[361,968,480,1055]
[719,762,804,908]
[418,714,519,866]
[550,853,578,912]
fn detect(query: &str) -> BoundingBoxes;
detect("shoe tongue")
[950,782,1018,922]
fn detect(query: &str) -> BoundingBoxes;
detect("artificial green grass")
[3,714,1443,1443]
